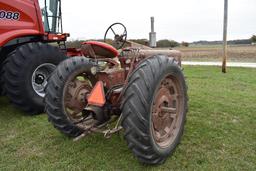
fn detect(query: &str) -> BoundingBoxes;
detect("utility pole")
[222,0,228,73]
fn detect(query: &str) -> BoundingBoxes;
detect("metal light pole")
[222,0,228,73]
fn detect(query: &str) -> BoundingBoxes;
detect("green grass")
[0,66,256,170]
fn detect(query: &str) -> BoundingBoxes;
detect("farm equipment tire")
[0,63,4,95]
[45,57,96,137]
[121,55,188,165]
[2,42,66,114]
[0,50,9,96]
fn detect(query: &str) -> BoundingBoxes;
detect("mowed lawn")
[0,66,255,170]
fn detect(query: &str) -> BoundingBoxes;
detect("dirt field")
[174,45,256,62]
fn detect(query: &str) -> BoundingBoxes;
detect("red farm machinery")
[0,0,188,165]
[0,0,67,114]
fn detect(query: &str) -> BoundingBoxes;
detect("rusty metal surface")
[125,40,152,49]
[139,49,182,66]
[81,44,97,58]
[151,75,183,148]
[64,78,92,122]
[73,115,123,141]
[97,68,125,89]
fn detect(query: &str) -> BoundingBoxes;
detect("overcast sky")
[61,0,256,42]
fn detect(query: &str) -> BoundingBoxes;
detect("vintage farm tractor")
[45,23,188,164]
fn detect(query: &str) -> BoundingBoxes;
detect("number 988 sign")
[0,10,20,20]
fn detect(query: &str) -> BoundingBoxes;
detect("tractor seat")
[82,41,119,58]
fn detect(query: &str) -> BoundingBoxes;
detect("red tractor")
[0,0,67,114]
[45,23,188,164]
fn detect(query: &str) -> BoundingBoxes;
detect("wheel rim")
[151,74,184,149]
[32,63,56,97]
[63,72,94,127]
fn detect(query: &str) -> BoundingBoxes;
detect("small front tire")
[45,57,97,137]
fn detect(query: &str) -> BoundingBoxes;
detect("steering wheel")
[104,23,127,49]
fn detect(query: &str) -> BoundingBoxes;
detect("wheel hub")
[32,63,56,97]
[151,76,181,148]
[64,78,92,121]
[35,74,45,85]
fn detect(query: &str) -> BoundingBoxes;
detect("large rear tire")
[2,42,66,114]
[121,55,188,165]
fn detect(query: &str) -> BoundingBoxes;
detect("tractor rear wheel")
[2,42,66,114]
[121,55,188,165]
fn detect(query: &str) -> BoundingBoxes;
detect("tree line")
[65,35,256,49]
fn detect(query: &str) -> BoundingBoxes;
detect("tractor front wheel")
[121,55,188,165]
[2,42,66,114]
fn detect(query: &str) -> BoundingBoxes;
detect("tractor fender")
[0,30,43,47]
